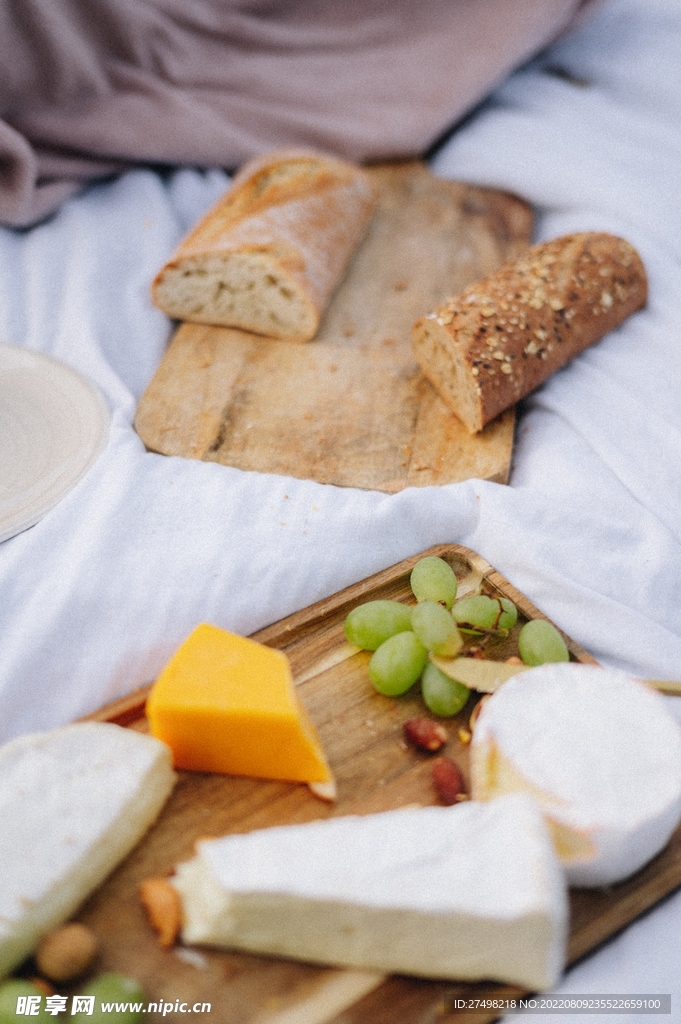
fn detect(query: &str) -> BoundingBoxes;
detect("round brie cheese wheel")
[470,663,681,887]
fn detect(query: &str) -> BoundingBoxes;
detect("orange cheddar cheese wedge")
[146,623,333,784]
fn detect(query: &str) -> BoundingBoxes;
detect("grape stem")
[458,626,510,638]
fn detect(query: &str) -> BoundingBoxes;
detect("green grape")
[411,600,463,657]
[452,594,501,632]
[518,619,569,666]
[0,980,47,1023]
[498,597,518,631]
[368,631,428,696]
[72,974,146,1023]
[344,600,413,650]
[409,556,458,609]
[421,661,471,717]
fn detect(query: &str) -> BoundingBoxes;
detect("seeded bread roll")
[152,150,378,342]
[411,232,647,433]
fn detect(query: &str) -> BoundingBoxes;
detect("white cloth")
[1,0,680,1014]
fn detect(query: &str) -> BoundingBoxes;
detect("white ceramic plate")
[0,344,110,543]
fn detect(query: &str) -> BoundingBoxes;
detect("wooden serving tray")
[70,545,681,1024]
[134,164,533,492]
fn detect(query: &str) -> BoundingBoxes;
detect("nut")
[35,922,98,982]
[432,757,467,805]
[139,877,182,947]
[403,718,448,752]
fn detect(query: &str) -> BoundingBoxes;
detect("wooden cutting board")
[135,164,532,491]
[60,545,681,1024]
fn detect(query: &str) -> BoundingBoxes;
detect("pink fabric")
[0,0,602,227]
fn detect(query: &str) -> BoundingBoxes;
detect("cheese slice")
[146,623,332,783]
[171,794,568,990]
[0,722,175,978]
[470,664,681,886]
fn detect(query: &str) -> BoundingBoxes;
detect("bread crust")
[411,233,648,433]
[152,149,378,342]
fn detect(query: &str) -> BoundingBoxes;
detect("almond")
[403,717,448,752]
[432,757,467,805]
[139,877,182,947]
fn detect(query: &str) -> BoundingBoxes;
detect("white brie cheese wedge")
[470,664,681,887]
[172,794,568,990]
[0,722,175,977]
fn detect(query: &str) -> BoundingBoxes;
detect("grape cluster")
[344,556,569,716]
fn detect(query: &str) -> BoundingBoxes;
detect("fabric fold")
[0,0,601,227]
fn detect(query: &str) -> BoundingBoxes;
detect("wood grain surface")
[53,545,681,1024]
[135,164,532,491]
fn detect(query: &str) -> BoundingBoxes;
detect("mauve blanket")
[0,0,599,227]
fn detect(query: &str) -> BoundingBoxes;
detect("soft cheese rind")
[0,722,175,977]
[171,794,568,990]
[471,664,681,887]
[151,149,378,342]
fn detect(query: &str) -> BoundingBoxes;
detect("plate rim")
[0,342,110,543]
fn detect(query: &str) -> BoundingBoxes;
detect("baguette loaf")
[411,232,647,433]
[152,150,378,342]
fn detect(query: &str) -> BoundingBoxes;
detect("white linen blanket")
[1,0,680,1014]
